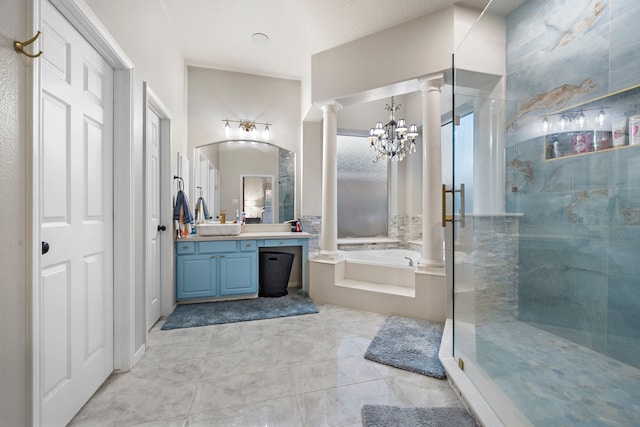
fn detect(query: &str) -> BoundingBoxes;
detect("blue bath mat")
[161,292,318,330]
[361,405,477,427]
[364,316,445,379]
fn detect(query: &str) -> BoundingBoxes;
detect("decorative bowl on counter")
[196,223,242,236]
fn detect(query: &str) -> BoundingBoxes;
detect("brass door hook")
[14,31,43,58]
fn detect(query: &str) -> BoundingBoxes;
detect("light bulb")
[597,108,606,126]
[224,120,231,138]
[577,111,585,128]
[542,116,549,132]
[263,125,270,140]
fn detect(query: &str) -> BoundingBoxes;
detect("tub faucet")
[404,256,414,267]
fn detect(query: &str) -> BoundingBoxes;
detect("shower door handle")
[441,184,465,228]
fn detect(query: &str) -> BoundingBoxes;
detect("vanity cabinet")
[175,240,258,300]
[175,233,310,301]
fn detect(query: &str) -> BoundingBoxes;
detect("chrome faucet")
[404,256,414,267]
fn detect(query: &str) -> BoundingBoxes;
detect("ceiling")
[86,0,493,82]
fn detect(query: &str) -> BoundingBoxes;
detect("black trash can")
[259,251,295,297]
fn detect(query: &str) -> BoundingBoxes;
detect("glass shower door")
[451,0,640,425]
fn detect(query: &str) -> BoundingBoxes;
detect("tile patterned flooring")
[69,303,463,426]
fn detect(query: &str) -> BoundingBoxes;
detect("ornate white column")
[319,101,342,259]
[418,75,445,268]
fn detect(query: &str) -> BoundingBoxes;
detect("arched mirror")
[194,140,295,224]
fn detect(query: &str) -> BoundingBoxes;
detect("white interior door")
[39,1,114,425]
[145,107,162,330]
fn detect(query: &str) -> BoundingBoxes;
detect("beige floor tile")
[70,303,464,426]
[288,355,382,394]
[296,379,402,427]
[190,367,294,413]
[187,397,301,427]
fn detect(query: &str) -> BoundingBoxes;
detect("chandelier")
[368,96,419,162]
[223,118,271,140]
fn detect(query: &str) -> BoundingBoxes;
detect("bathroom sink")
[196,223,242,236]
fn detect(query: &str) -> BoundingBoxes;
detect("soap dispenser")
[220,210,226,224]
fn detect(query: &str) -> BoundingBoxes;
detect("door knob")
[42,241,50,254]
[157,225,166,232]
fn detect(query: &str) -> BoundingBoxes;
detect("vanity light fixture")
[541,106,609,131]
[222,118,272,141]
[368,96,419,163]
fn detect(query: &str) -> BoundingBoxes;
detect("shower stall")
[450,0,640,425]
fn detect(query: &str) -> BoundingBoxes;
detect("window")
[337,134,388,238]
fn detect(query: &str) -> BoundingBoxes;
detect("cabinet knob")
[220,255,225,258]
[182,246,189,250]
[210,255,216,259]
[42,241,50,254]
[157,225,166,232]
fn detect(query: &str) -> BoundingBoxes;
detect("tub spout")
[404,256,414,267]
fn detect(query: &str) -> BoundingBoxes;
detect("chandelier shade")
[368,96,419,162]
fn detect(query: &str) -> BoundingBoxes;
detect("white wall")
[0,0,29,423]
[187,66,302,218]
[454,8,507,80]
[302,121,323,216]
[311,7,456,104]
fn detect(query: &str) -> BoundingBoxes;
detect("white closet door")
[39,1,114,424]
[146,107,162,330]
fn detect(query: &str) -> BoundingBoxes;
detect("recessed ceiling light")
[251,32,269,44]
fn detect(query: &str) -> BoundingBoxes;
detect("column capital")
[317,100,343,114]
[418,74,445,92]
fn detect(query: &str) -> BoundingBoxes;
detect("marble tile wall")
[505,0,640,370]
[300,215,320,252]
[304,214,422,253]
[388,214,422,248]
[455,216,521,324]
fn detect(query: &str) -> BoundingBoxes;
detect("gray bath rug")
[361,405,478,427]
[364,316,445,379]
[161,292,318,330]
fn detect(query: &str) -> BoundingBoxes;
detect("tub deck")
[309,251,447,322]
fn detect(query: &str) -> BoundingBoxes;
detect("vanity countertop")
[176,231,312,242]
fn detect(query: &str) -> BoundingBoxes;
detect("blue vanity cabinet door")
[176,254,218,299]
[219,251,257,295]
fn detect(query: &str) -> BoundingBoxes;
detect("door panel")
[40,1,114,424]
[41,262,70,399]
[41,94,69,222]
